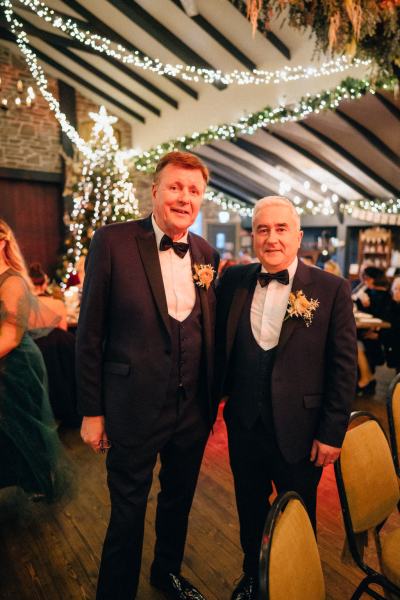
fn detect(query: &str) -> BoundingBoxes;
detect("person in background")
[300,255,315,267]
[382,277,400,373]
[324,259,342,278]
[76,151,219,600]
[355,266,391,395]
[29,262,68,331]
[0,219,63,501]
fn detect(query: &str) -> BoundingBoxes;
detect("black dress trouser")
[226,416,323,577]
[96,391,209,600]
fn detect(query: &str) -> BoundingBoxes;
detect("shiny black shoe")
[150,572,207,600]
[231,575,258,600]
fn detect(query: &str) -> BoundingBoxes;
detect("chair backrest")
[387,373,400,476]
[260,491,325,600]
[336,413,400,535]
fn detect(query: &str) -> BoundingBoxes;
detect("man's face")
[392,280,400,302]
[152,164,205,239]
[252,205,303,272]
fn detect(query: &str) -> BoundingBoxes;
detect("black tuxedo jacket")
[215,261,357,463]
[76,216,219,444]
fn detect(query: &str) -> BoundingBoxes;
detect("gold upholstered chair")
[334,411,400,599]
[387,373,400,478]
[259,491,325,600]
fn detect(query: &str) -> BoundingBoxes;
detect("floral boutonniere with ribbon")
[193,263,216,290]
[284,290,319,328]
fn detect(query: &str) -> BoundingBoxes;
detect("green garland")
[132,76,395,173]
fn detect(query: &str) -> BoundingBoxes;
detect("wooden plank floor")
[1,366,399,600]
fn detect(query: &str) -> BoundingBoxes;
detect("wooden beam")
[60,0,197,100]
[107,0,227,90]
[170,0,256,70]
[336,109,400,167]
[298,121,399,197]
[267,129,374,199]
[201,155,277,197]
[375,92,400,120]
[209,176,256,204]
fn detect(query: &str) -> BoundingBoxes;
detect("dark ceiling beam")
[375,91,400,120]
[229,137,332,198]
[298,121,399,196]
[228,0,290,60]
[200,155,277,197]
[170,0,256,70]
[107,0,227,91]
[266,128,374,199]
[336,109,400,167]
[5,13,161,116]
[208,143,309,201]
[59,0,197,100]
[209,175,256,204]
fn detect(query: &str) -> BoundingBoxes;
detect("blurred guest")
[324,259,342,277]
[218,251,237,278]
[0,219,64,500]
[301,255,315,267]
[382,277,400,373]
[355,266,391,318]
[29,262,68,331]
[238,249,253,265]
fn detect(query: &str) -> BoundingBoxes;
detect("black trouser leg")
[152,399,209,577]
[227,419,273,577]
[96,443,158,600]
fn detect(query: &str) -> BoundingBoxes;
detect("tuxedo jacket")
[215,260,357,463]
[76,216,219,444]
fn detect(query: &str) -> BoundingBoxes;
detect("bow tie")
[257,269,289,287]
[159,234,189,259]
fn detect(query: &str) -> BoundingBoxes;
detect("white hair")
[252,196,301,230]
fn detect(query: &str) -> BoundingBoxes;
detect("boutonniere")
[284,290,319,328]
[193,263,216,290]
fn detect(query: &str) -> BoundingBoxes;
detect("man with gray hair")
[215,196,357,600]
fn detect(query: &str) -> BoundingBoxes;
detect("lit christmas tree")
[60,106,139,286]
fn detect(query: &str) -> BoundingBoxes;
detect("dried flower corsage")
[284,290,319,327]
[193,263,216,290]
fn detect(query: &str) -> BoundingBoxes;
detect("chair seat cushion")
[382,528,400,587]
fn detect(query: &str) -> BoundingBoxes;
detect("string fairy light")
[14,0,371,87]
[0,0,91,156]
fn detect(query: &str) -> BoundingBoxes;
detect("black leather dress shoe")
[231,575,258,600]
[151,572,207,600]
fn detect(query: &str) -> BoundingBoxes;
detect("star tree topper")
[88,105,118,137]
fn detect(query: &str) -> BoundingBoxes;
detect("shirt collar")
[151,213,189,248]
[260,256,298,281]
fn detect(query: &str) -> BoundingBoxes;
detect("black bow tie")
[159,234,189,259]
[257,269,289,287]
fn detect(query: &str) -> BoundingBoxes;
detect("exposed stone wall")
[0,44,133,173]
[0,45,62,173]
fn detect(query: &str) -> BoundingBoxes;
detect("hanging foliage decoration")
[230,0,400,78]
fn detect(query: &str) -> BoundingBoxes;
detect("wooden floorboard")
[1,365,399,600]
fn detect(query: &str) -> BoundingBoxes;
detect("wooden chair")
[387,373,400,478]
[334,411,400,599]
[259,491,325,600]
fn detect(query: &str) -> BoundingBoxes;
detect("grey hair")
[252,196,301,230]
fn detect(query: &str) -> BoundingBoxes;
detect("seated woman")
[382,277,400,373]
[29,262,68,331]
[0,219,64,500]
[355,267,391,395]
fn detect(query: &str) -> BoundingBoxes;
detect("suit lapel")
[277,261,314,355]
[136,217,171,338]
[226,264,259,360]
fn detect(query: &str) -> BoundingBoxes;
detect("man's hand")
[310,439,341,467]
[81,415,109,454]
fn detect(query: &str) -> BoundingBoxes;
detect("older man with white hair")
[215,196,357,600]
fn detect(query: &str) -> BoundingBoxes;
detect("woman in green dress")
[0,219,63,501]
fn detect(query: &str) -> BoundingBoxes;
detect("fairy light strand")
[14,0,371,87]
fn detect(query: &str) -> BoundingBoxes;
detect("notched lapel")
[136,231,171,338]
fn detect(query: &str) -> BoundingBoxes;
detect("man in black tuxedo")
[215,196,357,600]
[76,152,219,600]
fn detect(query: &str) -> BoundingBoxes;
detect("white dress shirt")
[250,257,298,350]
[152,214,196,322]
